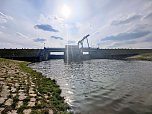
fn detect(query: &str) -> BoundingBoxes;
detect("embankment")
[0,58,71,114]
[127,53,152,61]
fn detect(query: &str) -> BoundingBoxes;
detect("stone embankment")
[0,58,71,114]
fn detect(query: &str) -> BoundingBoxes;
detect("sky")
[0,0,152,49]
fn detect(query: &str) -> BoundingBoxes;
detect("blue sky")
[0,0,152,48]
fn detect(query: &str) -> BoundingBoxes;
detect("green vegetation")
[0,58,72,114]
[23,96,30,106]
[11,95,19,108]
[127,53,152,61]
[30,110,42,114]
[19,61,71,114]
[19,62,69,113]
[17,105,26,114]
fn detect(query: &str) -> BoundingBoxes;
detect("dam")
[0,47,152,62]
[1,34,152,62]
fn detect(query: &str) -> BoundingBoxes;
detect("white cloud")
[0,0,152,48]
[0,11,13,23]
[0,25,6,29]
[16,32,29,39]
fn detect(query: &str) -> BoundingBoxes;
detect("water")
[29,59,152,114]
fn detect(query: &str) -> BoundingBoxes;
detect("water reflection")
[29,59,152,114]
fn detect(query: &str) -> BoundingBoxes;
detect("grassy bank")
[127,53,152,61]
[0,58,71,114]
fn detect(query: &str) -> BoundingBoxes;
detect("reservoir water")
[29,59,152,114]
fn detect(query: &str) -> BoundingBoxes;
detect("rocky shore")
[0,58,71,114]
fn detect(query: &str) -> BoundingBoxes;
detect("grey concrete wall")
[89,49,152,59]
[0,48,152,61]
[64,45,82,62]
[0,49,44,61]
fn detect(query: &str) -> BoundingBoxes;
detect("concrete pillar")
[39,49,49,61]
[64,45,82,63]
[43,51,49,61]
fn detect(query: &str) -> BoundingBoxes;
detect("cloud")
[33,38,46,43]
[0,11,13,23]
[111,14,142,25]
[67,40,76,44]
[144,34,152,42]
[0,30,2,33]
[132,24,149,31]
[101,31,151,41]
[16,32,28,39]
[0,25,6,29]
[144,38,152,42]
[51,36,63,40]
[111,40,137,47]
[144,12,152,19]
[108,40,137,48]
[34,24,59,32]
[0,0,152,49]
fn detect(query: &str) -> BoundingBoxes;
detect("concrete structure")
[0,49,43,62]
[0,48,64,62]
[87,48,152,59]
[64,45,82,63]
[0,48,152,62]
[64,46,152,62]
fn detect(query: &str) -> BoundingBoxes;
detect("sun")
[61,4,71,19]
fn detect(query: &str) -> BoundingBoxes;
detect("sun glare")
[61,4,71,19]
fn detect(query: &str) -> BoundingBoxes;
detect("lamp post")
[44,43,45,49]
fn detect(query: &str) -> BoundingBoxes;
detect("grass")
[0,58,72,114]
[18,61,72,114]
[30,110,42,114]
[11,95,19,108]
[30,109,52,114]
[127,53,152,61]
[17,105,26,114]
[23,96,30,106]
[19,62,69,114]
[17,96,30,114]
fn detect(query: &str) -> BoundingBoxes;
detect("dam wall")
[89,49,152,59]
[0,49,45,62]
[64,45,82,62]
[0,48,152,62]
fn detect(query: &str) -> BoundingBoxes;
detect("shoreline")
[127,53,152,61]
[0,58,71,114]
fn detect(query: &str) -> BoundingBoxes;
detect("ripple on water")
[29,59,152,114]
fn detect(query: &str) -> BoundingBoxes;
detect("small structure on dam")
[64,45,82,63]
[64,34,91,63]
